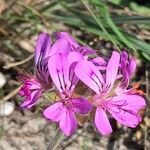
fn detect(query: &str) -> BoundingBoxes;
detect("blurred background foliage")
[0,0,150,62]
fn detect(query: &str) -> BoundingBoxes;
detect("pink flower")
[43,52,92,136]
[75,51,146,135]
[19,33,51,109]
[120,51,137,88]
[19,75,44,109]
[19,31,94,109]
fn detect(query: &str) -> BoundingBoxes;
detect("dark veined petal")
[75,60,104,94]
[19,77,43,109]
[21,89,42,109]
[69,98,92,114]
[67,52,83,93]
[106,94,146,128]
[104,51,120,93]
[106,94,146,113]
[35,33,51,65]
[48,53,69,94]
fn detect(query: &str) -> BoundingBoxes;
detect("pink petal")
[67,52,83,93]
[70,98,92,114]
[48,53,69,93]
[128,57,136,76]
[43,102,63,122]
[107,94,146,113]
[92,57,107,66]
[36,57,51,85]
[76,46,96,55]
[95,107,112,135]
[75,60,104,94]
[55,32,79,48]
[59,108,77,136]
[67,52,83,67]
[108,106,139,128]
[104,51,120,92]
[120,51,137,88]
[21,90,42,109]
[50,39,72,56]
[35,33,51,65]
[121,51,137,77]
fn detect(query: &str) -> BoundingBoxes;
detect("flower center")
[63,99,74,108]
[90,95,105,107]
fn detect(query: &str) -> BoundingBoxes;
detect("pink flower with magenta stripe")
[43,52,92,136]
[75,51,146,135]
[19,31,94,109]
[19,31,146,137]
[19,33,51,109]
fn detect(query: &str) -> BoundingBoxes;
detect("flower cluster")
[19,32,146,136]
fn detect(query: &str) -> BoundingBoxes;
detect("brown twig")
[0,86,22,103]
[3,54,34,69]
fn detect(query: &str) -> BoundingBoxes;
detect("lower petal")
[59,108,77,136]
[95,107,112,135]
[108,106,139,128]
[70,98,92,114]
[43,102,63,122]
[107,95,146,113]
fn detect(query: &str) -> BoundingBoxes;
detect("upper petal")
[92,57,107,70]
[59,108,77,136]
[120,51,137,88]
[67,52,84,93]
[95,107,112,135]
[76,46,96,55]
[35,33,51,65]
[49,39,72,56]
[48,53,69,93]
[55,32,95,56]
[36,57,50,85]
[104,51,120,92]
[67,52,83,67]
[75,60,104,94]
[92,57,107,66]
[128,57,136,76]
[55,32,79,48]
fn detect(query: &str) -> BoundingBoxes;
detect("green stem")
[81,0,121,51]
